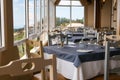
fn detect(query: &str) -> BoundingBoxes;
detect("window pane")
[29,0,34,35]
[0,0,2,47]
[0,0,4,47]
[13,0,25,41]
[56,7,70,29]
[59,0,70,6]
[72,7,84,24]
[44,0,48,31]
[36,0,40,32]
[71,1,82,6]
[49,1,55,31]
[17,43,26,58]
[41,0,44,31]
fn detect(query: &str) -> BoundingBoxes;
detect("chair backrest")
[25,39,57,80]
[25,39,44,58]
[0,54,57,80]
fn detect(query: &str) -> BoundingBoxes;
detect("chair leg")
[41,69,46,80]
[49,55,57,80]
[104,41,110,80]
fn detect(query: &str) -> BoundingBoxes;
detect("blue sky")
[13,0,84,29]
[13,0,25,29]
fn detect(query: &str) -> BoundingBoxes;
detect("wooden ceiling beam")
[54,0,60,5]
[80,0,93,6]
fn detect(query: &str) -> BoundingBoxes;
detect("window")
[59,0,70,6]
[17,42,26,58]
[36,0,41,33]
[29,0,34,35]
[41,0,46,31]
[72,7,84,24]
[71,0,82,6]
[49,1,55,31]
[56,0,84,30]
[13,0,25,42]
[56,7,70,29]
[0,0,4,47]
[0,0,2,47]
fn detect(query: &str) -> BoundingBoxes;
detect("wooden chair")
[25,39,57,80]
[0,54,57,80]
[0,40,57,80]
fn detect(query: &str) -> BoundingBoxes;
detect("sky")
[13,0,84,29]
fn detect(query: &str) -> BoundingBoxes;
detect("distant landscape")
[14,27,25,41]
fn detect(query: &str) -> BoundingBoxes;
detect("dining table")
[44,43,120,80]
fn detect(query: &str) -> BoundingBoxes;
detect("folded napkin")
[77,49,93,52]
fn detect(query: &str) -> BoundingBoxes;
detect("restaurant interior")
[0,0,120,80]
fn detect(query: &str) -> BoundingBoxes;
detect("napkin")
[77,49,93,52]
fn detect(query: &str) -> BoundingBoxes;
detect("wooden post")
[94,0,101,30]
[117,0,120,35]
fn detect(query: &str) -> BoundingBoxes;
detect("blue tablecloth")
[44,44,120,67]
[68,36,97,43]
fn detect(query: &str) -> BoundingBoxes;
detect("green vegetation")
[14,28,25,57]
[56,17,84,27]
[14,28,25,41]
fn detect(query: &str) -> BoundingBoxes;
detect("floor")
[91,74,120,80]
[33,73,120,80]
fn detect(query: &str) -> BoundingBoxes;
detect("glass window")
[59,0,70,6]
[29,0,34,35]
[17,43,26,58]
[0,0,2,47]
[36,0,40,33]
[71,1,82,6]
[44,0,48,31]
[56,0,84,31]
[56,6,70,29]
[49,1,55,31]
[13,0,25,41]
[72,7,84,24]
[0,0,4,48]
[41,0,45,31]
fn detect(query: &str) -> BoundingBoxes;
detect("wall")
[84,0,112,28]
[101,0,112,28]
[84,1,94,27]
